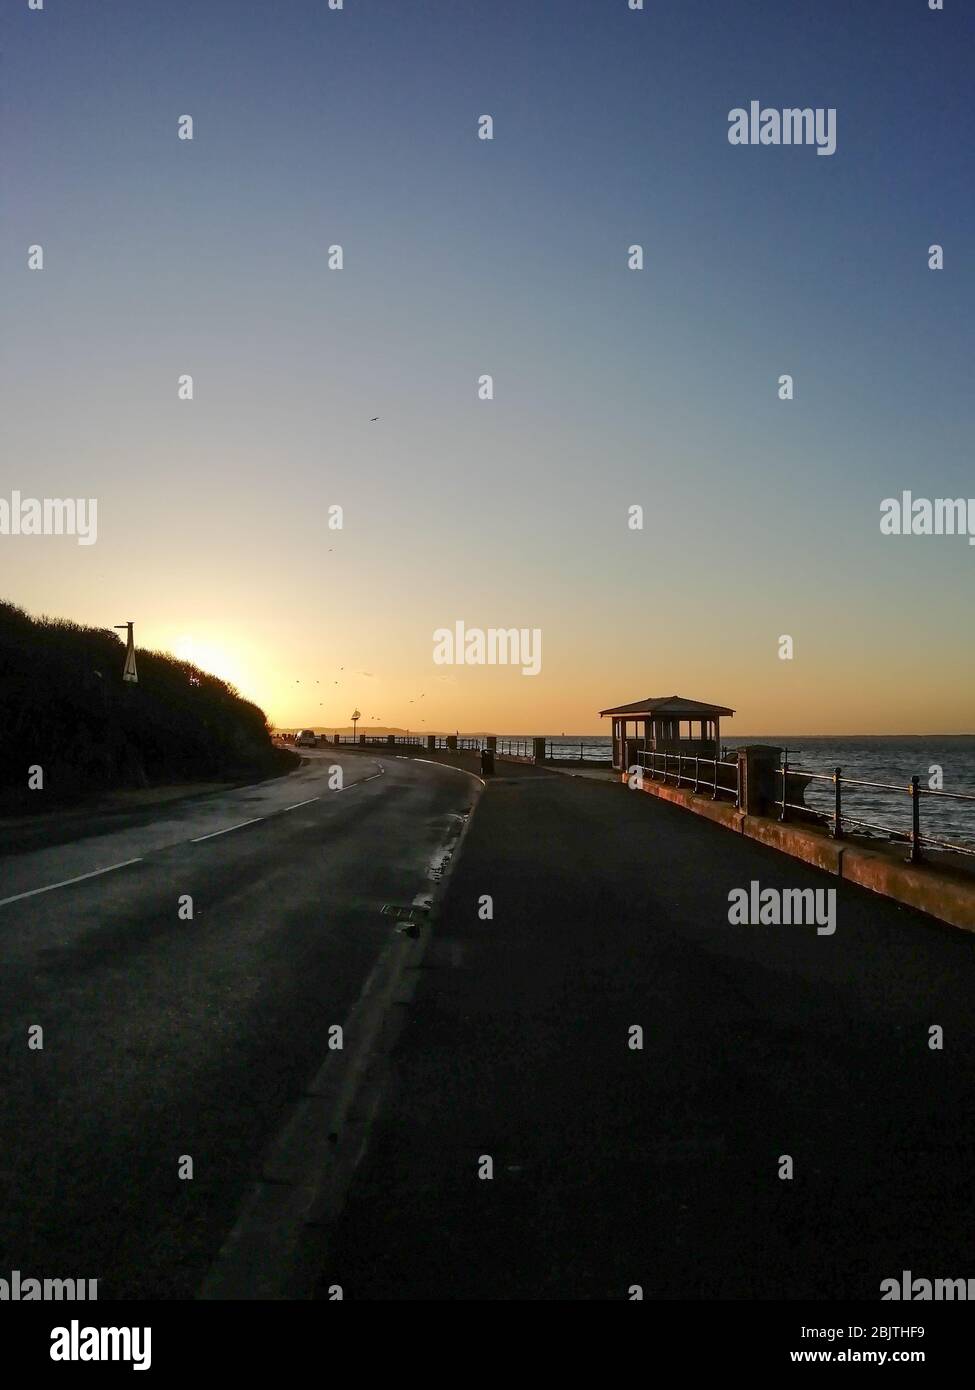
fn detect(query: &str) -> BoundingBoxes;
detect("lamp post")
[114,622,138,683]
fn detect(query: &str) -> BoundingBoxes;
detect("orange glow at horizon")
[139,620,975,738]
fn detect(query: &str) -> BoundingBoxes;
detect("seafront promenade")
[317,758,975,1300]
[352,740,975,932]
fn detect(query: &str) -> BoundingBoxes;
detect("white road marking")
[191,818,264,843]
[340,769,385,789]
[406,757,484,784]
[2,763,388,910]
[0,858,144,909]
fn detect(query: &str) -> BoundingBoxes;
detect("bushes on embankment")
[0,600,295,807]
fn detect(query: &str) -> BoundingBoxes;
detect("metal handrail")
[774,754,975,860]
[634,749,740,807]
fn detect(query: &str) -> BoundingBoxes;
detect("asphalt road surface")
[322,765,975,1300]
[0,751,479,1299]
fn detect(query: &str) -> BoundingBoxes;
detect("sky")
[2,0,973,735]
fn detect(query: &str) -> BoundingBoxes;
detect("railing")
[774,754,975,861]
[458,737,534,758]
[281,733,607,763]
[497,737,533,757]
[635,749,740,805]
[543,740,611,762]
[292,733,430,748]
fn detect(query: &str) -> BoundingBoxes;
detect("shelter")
[599,694,735,771]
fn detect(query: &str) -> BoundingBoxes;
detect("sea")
[535,735,975,851]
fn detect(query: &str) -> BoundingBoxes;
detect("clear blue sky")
[2,0,973,732]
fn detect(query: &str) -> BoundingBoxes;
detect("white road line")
[191,818,264,843]
[0,858,144,909]
[3,770,382,910]
[336,768,385,790]
[408,757,485,784]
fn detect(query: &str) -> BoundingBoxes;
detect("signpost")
[351,709,361,741]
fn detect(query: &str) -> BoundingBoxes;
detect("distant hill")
[283,726,412,736]
[276,727,499,737]
[0,600,295,807]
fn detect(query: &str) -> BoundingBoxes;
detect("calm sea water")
[738,736,975,851]
[533,735,975,850]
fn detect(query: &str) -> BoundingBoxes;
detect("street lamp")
[114,622,138,683]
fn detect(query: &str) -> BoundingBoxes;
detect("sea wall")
[624,774,975,933]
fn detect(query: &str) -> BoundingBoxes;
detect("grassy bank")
[0,601,297,810]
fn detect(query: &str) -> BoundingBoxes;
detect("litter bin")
[480,747,495,776]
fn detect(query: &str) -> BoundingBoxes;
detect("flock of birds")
[293,667,427,721]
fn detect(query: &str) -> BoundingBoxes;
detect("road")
[0,750,480,1299]
[322,763,975,1299]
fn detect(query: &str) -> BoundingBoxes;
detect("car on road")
[295,729,318,747]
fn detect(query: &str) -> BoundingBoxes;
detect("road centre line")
[0,858,144,909]
[182,770,381,837]
[190,818,264,843]
[2,765,387,907]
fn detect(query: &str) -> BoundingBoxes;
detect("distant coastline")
[277,729,975,740]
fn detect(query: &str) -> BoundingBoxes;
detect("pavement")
[0,749,480,1298]
[319,760,975,1300]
